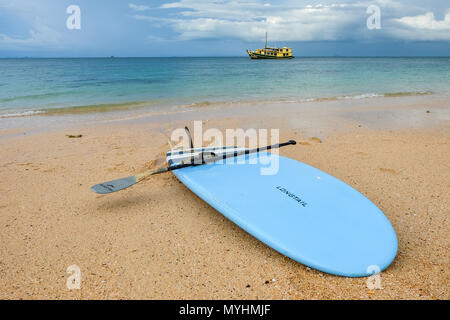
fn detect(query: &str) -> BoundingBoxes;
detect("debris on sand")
[143,153,166,170]
[379,167,397,174]
[311,137,322,143]
[66,134,83,139]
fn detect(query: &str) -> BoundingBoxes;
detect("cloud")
[389,11,450,40]
[0,18,61,48]
[137,0,449,42]
[137,1,372,42]
[129,3,150,11]
[395,11,450,30]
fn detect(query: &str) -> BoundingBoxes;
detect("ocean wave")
[337,93,384,100]
[0,100,154,119]
[42,101,152,115]
[186,101,224,108]
[0,91,74,103]
[0,110,44,118]
[384,91,433,97]
[0,90,436,119]
[291,91,434,103]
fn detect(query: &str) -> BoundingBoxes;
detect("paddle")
[91,140,296,194]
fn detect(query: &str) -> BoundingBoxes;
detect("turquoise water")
[0,57,449,117]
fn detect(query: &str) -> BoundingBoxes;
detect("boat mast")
[265,32,268,49]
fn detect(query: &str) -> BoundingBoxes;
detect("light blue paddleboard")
[167,149,397,277]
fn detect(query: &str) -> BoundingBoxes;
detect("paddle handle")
[265,140,297,150]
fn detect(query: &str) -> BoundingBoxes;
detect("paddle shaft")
[91,140,297,194]
[137,140,296,181]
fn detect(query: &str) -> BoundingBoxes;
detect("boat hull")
[248,52,294,60]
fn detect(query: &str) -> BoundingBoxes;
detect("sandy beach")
[0,96,449,299]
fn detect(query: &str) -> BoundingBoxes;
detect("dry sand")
[0,98,449,299]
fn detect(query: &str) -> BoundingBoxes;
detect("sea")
[0,57,449,119]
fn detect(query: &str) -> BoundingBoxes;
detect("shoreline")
[0,90,441,119]
[0,97,449,299]
[0,93,449,140]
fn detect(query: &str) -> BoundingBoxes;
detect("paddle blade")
[91,176,138,194]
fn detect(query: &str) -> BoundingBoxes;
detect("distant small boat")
[247,32,293,59]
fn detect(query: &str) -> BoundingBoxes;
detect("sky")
[0,0,449,57]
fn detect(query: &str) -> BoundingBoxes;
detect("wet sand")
[0,97,449,299]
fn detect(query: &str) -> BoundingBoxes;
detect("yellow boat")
[247,33,293,59]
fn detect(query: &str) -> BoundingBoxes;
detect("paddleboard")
[167,148,397,277]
